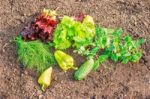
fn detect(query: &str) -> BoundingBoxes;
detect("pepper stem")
[41,84,46,91]
[72,66,78,70]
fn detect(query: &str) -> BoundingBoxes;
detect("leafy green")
[53,15,95,50]
[106,34,145,64]
[81,26,145,71]
[15,36,56,73]
[78,26,123,57]
[93,54,109,70]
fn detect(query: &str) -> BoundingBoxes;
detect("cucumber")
[74,58,94,80]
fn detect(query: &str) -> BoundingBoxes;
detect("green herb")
[15,36,56,73]
[107,35,145,64]
[92,26,145,70]
[78,26,145,71]
[93,53,109,70]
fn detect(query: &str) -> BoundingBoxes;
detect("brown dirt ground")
[0,0,150,99]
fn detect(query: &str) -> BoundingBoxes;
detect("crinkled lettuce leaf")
[53,15,95,49]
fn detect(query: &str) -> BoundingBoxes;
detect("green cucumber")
[74,58,94,80]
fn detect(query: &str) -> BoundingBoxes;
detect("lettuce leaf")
[53,15,95,50]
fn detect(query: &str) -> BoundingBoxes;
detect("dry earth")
[0,0,150,99]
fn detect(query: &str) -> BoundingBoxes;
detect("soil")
[0,0,150,99]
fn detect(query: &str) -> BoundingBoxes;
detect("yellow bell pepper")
[54,50,77,71]
[38,67,52,91]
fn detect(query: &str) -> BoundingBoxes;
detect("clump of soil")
[0,0,150,99]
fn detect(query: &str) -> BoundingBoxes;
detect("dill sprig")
[15,36,56,73]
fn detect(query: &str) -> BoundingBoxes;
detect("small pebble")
[38,94,44,99]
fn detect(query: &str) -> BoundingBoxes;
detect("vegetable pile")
[14,9,145,91]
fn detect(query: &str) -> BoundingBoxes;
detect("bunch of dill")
[15,36,56,73]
